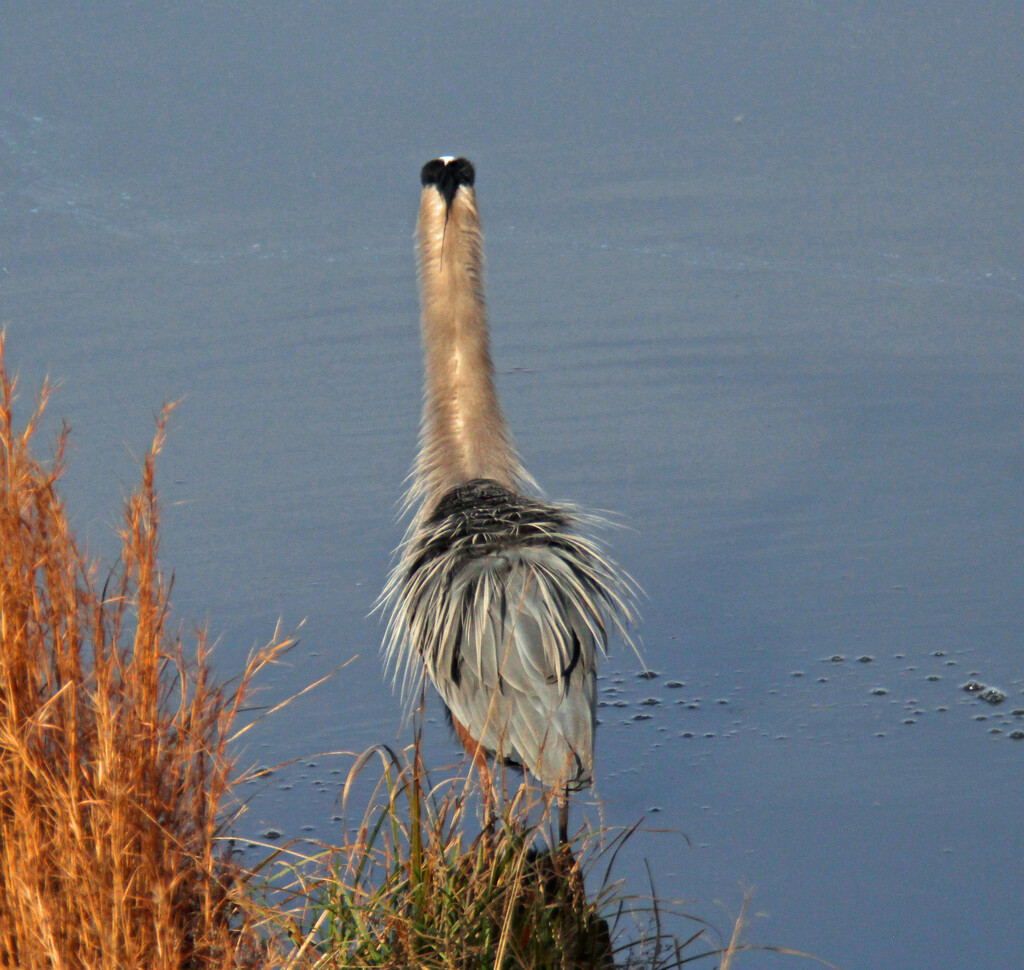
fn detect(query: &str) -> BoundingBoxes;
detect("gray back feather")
[382,478,634,791]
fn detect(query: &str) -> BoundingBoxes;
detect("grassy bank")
[0,336,787,968]
[248,737,720,969]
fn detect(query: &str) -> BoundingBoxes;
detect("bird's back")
[395,479,624,791]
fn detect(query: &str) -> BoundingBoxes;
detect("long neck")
[413,184,525,512]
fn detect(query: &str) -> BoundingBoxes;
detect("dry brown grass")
[0,333,293,969]
[0,333,818,969]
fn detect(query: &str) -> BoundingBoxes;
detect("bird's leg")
[451,713,498,843]
[558,788,569,846]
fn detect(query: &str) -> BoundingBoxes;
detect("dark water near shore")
[3,4,1022,967]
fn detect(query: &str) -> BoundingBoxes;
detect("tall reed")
[0,334,292,969]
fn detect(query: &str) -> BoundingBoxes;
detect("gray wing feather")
[381,479,635,792]
[436,550,601,789]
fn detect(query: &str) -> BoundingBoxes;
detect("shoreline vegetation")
[0,334,290,967]
[0,336,803,968]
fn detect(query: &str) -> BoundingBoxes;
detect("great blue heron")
[382,156,634,843]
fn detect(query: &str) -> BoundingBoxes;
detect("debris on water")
[791,670,805,678]
[858,655,874,663]
[631,713,652,721]
[933,650,947,657]
[666,680,685,688]
[1010,731,1024,741]
[829,654,845,663]
[962,681,1007,704]
[872,687,889,696]
[927,675,940,682]
[1013,710,1024,718]
[261,828,283,840]
[637,669,660,680]
[640,697,661,706]
[717,698,729,705]
[904,719,916,725]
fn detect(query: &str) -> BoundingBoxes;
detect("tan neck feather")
[414,184,524,510]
